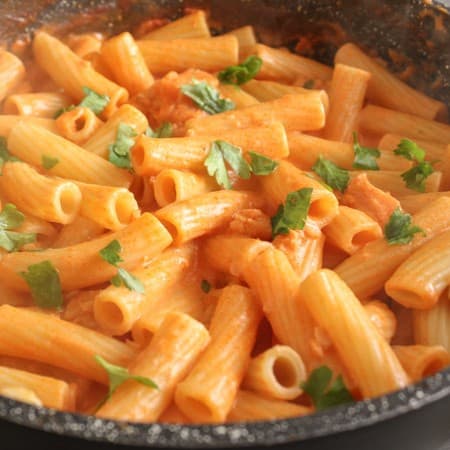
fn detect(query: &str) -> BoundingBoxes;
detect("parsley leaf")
[271,188,313,238]
[303,79,315,89]
[111,268,145,294]
[218,55,263,85]
[145,122,173,138]
[0,137,20,168]
[0,204,36,252]
[0,230,36,253]
[181,80,235,114]
[20,260,63,309]
[352,132,380,170]
[99,240,144,293]
[394,138,425,162]
[201,279,211,293]
[79,87,110,115]
[108,123,137,169]
[0,203,25,230]
[401,161,434,192]
[384,207,425,245]
[312,156,349,193]
[95,355,158,402]
[41,155,59,170]
[99,240,123,267]
[54,87,109,118]
[204,140,251,189]
[301,366,353,411]
[248,151,279,175]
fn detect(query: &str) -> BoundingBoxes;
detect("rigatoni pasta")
[0,10,448,427]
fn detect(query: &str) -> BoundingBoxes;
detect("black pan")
[0,1,449,449]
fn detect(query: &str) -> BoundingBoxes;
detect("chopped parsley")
[0,203,36,252]
[95,355,158,403]
[218,55,263,85]
[20,260,63,309]
[145,122,173,138]
[301,366,353,411]
[271,188,312,238]
[393,138,426,162]
[384,207,425,245]
[393,139,434,192]
[248,151,279,175]
[0,137,20,168]
[41,155,59,170]
[312,156,349,193]
[303,79,315,89]
[181,80,235,114]
[54,86,110,118]
[352,132,380,170]
[204,140,251,189]
[201,279,211,293]
[99,240,144,293]
[108,123,137,169]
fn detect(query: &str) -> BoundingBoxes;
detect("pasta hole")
[155,175,177,206]
[131,143,145,170]
[308,197,333,222]
[95,301,125,328]
[58,187,80,216]
[272,357,298,388]
[158,218,179,243]
[115,193,137,225]
[74,115,86,131]
[351,230,376,248]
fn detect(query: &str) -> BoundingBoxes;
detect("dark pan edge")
[0,367,449,448]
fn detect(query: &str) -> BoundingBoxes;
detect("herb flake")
[20,260,63,309]
[271,188,313,238]
[218,55,263,85]
[181,80,235,114]
[384,207,425,245]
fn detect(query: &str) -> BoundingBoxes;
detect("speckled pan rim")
[0,368,449,448]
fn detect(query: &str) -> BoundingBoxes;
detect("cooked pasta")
[0,11,448,426]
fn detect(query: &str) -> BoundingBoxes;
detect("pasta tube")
[83,104,148,158]
[393,345,450,382]
[3,92,71,118]
[0,50,25,102]
[97,312,210,422]
[133,122,289,175]
[386,230,450,309]
[55,106,103,145]
[335,197,450,299]
[141,11,211,40]
[335,43,447,121]
[73,181,139,231]
[0,161,81,224]
[0,305,136,384]
[8,122,132,187]
[175,285,262,423]
[0,213,172,292]
[187,92,328,134]
[33,32,128,118]
[323,206,382,255]
[0,366,74,410]
[227,390,311,422]
[100,32,154,95]
[242,345,306,400]
[155,190,262,245]
[137,36,238,75]
[298,270,409,397]
[94,244,195,335]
